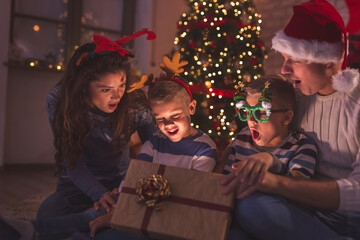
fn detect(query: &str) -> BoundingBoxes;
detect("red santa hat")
[272,0,359,92]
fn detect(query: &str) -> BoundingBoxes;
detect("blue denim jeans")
[36,176,123,220]
[34,191,128,240]
[231,192,359,240]
[34,206,107,240]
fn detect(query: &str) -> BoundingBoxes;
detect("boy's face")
[88,71,126,113]
[151,98,197,142]
[246,93,291,147]
[280,53,334,96]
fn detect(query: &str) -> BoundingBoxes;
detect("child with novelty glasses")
[222,75,318,195]
[222,75,320,239]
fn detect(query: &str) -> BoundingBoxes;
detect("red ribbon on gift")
[120,164,232,236]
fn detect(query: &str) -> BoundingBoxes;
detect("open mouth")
[251,128,260,141]
[108,103,118,110]
[294,80,301,88]
[167,129,179,136]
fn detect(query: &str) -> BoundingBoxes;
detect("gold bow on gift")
[136,174,171,211]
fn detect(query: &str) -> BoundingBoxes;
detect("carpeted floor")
[0,191,51,221]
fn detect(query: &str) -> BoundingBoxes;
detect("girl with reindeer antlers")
[36,29,158,221]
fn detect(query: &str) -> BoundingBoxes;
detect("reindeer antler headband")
[127,52,190,99]
[76,28,156,66]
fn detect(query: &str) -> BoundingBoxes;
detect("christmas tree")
[175,0,267,146]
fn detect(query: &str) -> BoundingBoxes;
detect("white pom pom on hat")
[272,0,359,92]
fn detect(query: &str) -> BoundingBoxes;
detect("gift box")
[111,159,234,240]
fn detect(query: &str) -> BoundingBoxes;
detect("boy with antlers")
[1,52,217,240]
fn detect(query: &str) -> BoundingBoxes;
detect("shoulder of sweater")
[192,131,217,148]
[47,85,61,102]
[347,83,360,103]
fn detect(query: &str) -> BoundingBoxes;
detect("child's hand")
[94,188,119,212]
[89,208,114,237]
[221,152,273,199]
[232,152,273,186]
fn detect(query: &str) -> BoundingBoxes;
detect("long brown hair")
[53,43,146,174]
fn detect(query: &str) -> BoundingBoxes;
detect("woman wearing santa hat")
[222,0,360,239]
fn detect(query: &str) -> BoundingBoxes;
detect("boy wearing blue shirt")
[1,76,217,240]
[222,75,319,240]
[223,75,317,184]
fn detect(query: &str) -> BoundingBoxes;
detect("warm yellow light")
[33,25,40,32]
[29,62,35,67]
[205,81,212,88]
[57,65,62,70]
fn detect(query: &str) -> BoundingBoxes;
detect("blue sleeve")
[137,140,154,162]
[65,155,108,201]
[287,135,317,179]
[134,108,157,143]
[223,141,237,174]
[46,86,61,136]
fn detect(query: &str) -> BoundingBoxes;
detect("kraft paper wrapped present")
[111,159,234,240]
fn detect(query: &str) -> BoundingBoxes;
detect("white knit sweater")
[294,84,360,212]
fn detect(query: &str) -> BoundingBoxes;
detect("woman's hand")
[94,188,119,212]
[89,209,114,237]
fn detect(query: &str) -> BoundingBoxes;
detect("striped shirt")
[137,130,217,172]
[224,127,317,179]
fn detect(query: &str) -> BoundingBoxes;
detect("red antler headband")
[76,28,156,66]
[155,77,193,101]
